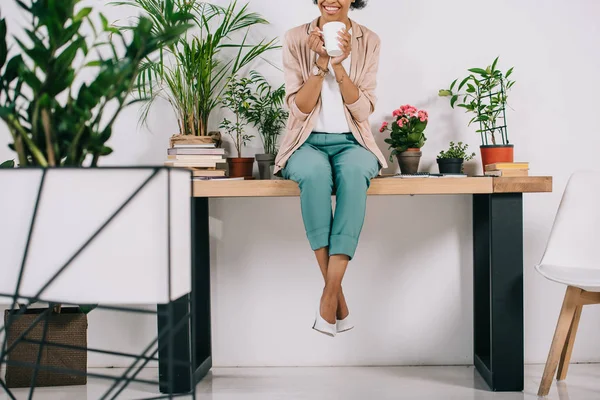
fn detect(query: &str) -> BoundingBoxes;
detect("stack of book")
[484,162,529,177]
[164,143,227,178]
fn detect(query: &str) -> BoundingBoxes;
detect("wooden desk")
[158,176,552,394]
[191,176,552,197]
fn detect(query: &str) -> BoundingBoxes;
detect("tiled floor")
[2,364,600,399]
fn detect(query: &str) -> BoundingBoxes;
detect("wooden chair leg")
[538,286,582,397]
[557,304,582,381]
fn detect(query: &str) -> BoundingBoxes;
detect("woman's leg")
[320,140,379,320]
[315,249,349,320]
[283,142,334,254]
[285,141,345,323]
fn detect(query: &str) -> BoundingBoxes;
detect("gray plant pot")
[255,154,276,180]
[395,150,422,175]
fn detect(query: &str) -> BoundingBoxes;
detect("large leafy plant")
[380,104,429,161]
[219,75,254,158]
[244,71,287,156]
[0,0,189,167]
[439,56,515,146]
[115,0,279,137]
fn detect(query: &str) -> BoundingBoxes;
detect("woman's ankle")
[336,290,349,320]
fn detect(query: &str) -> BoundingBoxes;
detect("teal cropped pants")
[282,133,379,259]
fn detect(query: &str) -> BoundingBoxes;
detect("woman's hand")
[308,27,328,58]
[331,29,352,66]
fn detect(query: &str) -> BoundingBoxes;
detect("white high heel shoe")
[313,306,336,337]
[336,314,354,333]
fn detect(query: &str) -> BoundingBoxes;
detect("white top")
[313,54,352,134]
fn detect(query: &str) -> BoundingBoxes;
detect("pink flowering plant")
[380,105,429,161]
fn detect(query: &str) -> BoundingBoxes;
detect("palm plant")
[113,0,279,138]
[244,71,287,156]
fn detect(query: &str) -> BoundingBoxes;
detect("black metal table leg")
[158,197,212,394]
[473,193,524,392]
[191,197,213,383]
[157,295,192,394]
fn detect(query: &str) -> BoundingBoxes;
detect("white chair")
[536,171,600,396]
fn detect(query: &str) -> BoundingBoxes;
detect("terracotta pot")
[480,145,514,173]
[437,158,464,174]
[227,157,254,178]
[255,154,275,180]
[395,148,422,175]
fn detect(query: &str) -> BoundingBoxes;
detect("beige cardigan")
[273,17,388,176]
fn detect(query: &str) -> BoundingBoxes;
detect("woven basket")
[3,307,88,388]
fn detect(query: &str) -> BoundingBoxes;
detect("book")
[164,160,219,168]
[168,148,225,155]
[192,170,226,177]
[173,143,215,149]
[193,176,244,181]
[485,169,529,177]
[167,155,224,161]
[485,162,529,171]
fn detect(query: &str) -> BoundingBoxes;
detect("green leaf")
[15,0,29,11]
[14,37,49,70]
[449,79,458,91]
[468,68,488,76]
[439,89,452,97]
[0,18,7,69]
[0,160,15,168]
[458,76,471,92]
[3,55,23,83]
[85,60,103,67]
[100,146,113,156]
[100,13,109,31]
[491,56,499,72]
[505,67,514,78]
[74,7,92,22]
[450,95,459,108]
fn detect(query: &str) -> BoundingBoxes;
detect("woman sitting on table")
[273,0,387,337]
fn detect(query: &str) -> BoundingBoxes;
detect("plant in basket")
[380,105,429,174]
[437,141,476,174]
[220,75,256,178]
[439,56,516,172]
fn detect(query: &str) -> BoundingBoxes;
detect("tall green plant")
[244,71,287,155]
[114,0,279,137]
[439,56,515,146]
[0,0,189,167]
[219,75,254,158]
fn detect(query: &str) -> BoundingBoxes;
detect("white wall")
[2,0,600,367]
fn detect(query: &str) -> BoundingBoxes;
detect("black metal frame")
[473,193,524,391]
[0,167,196,400]
[157,197,211,394]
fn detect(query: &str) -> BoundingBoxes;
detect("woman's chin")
[321,13,343,23]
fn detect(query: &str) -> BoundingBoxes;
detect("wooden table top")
[192,176,552,198]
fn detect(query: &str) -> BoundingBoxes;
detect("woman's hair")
[313,0,368,10]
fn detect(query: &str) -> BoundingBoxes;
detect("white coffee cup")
[322,21,346,57]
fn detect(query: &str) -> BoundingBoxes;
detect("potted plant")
[439,56,516,172]
[0,0,185,388]
[115,0,279,147]
[244,71,288,180]
[220,75,255,178]
[380,105,429,174]
[437,141,476,174]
